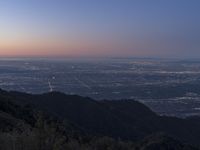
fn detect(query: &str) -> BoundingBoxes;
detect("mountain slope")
[0,89,200,146]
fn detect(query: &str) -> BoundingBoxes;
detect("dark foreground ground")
[0,89,200,150]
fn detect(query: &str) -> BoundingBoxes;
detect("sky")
[0,0,200,58]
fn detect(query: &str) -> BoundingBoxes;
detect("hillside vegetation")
[0,89,199,150]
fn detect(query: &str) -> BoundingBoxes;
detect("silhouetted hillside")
[135,133,199,150]
[0,89,199,149]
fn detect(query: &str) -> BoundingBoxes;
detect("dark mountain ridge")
[0,89,200,149]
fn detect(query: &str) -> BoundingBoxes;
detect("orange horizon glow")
[0,33,143,57]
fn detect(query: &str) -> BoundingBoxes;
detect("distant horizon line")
[0,55,200,61]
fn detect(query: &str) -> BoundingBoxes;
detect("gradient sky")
[0,0,200,58]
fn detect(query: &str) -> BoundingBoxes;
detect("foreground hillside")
[0,89,199,149]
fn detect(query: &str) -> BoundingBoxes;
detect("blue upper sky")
[0,0,199,58]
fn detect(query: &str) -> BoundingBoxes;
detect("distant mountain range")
[0,89,199,149]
